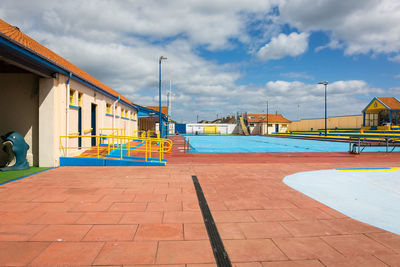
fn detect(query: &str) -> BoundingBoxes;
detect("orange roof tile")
[377,97,400,110]
[0,19,135,107]
[146,106,169,116]
[247,114,291,123]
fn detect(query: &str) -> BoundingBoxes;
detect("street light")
[159,56,167,137]
[318,81,328,136]
[266,99,269,135]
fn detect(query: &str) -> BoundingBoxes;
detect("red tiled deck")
[0,139,400,265]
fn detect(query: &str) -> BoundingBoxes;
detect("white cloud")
[0,0,396,122]
[262,80,382,119]
[278,0,400,57]
[257,32,309,61]
[280,72,314,80]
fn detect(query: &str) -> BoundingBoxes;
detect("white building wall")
[185,123,236,134]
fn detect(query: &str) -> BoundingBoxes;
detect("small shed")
[362,97,400,128]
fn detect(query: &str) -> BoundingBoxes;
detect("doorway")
[91,103,96,146]
[78,107,82,148]
[275,124,279,133]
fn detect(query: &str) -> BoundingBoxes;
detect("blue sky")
[1,0,399,122]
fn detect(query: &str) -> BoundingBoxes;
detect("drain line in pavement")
[192,175,232,267]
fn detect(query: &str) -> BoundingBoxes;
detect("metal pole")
[159,56,167,137]
[324,83,327,136]
[159,58,162,137]
[266,100,269,135]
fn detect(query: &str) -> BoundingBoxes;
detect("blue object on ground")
[284,169,400,235]
[0,132,30,171]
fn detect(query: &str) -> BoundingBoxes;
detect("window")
[249,116,256,119]
[260,116,265,119]
[69,89,75,105]
[78,93,83,107]
[106,103,112,115]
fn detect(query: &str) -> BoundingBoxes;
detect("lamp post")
[318,81,328,136]
[159,56,167,137]
[266,99,269,135]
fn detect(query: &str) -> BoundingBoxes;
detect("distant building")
[247,114,291,134]
[362,97,400,128]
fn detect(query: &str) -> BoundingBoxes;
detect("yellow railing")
[59,129,172,163]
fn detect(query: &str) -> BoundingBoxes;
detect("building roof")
[0,19,135,106]
[247,114,291,123]
[377,97,400,110]
[145,106,169,116]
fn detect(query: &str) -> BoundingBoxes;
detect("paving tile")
[147,202,182,211]
[125,265,184,267]
[238,222,292,239]
[320,255,388,267]
[65,193,105,203]
[31,241,104,266]
[31,202,76,212]
[83,224,137,241]
[30,212,83,224]
[320,218,383,234]
[261,260,323,266]
[182,201,200,211]
[0,202,38,212]
[285,208,333,220]
[273,237,345,261]
[0,224,45,241]
[156,240,215,264]
[166,193,198,202]
[224,239,287,262]
[32,193,70,202]
[212,211,255,223]
[135,223,183,241]
[94,241,158,265]
[133,193,166,202]
[30,224,92,241]
[374,253,400,266]
[163,211,203,223]
[187,264,217,267]
[207,201,228,211]
[69,201,112,212]
[322,234,395,256]
[119,212,163,224]
[249,210,295,222]
[0,211,44,224]
[75,212,123,224]
[0,241,50,266]
[109,202,148,212]
[100,194,136,203]
[317,206,347,219]
[217,223,246,239]
[184,223,208,240]
[367,232,400,250]
[280,220,338,237]
[224,200,265,210]
[232,263,262,267]
[261,200,297,209]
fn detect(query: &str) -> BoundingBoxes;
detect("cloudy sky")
[1,0,400,122]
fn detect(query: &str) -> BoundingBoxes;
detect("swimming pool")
[184,135,389,153]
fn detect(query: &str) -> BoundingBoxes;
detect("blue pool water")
[184,135,389,153]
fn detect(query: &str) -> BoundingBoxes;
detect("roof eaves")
[0,28,138,111]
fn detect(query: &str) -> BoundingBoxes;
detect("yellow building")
[362,97,400,128]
